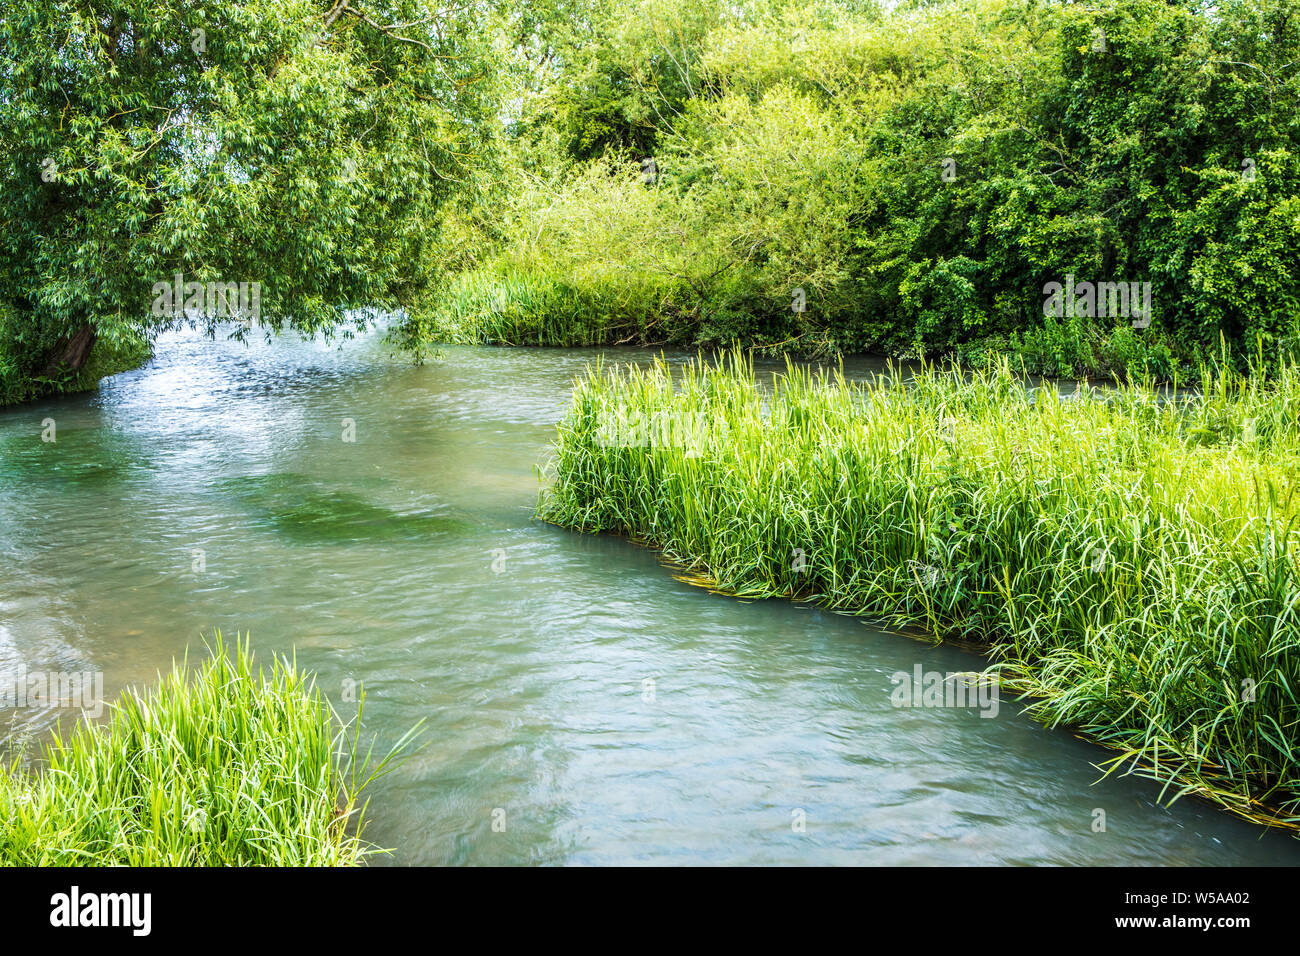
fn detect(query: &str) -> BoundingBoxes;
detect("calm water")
[1,326,1297,866]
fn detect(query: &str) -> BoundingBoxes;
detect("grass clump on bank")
[433,268,653,347]
[0,635,412,865]
[538,351,1300,826]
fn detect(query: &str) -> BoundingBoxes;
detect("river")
[1,325,1296,865]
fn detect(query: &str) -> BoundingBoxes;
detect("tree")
[0,0,496,402]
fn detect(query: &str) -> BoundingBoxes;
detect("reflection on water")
[0,326,1295,865]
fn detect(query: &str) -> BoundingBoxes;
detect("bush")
[424,0,1300,380]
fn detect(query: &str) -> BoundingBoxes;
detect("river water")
[1,326,1296,865]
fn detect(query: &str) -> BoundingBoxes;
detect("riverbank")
[0,333,152,408]
[0,637,403,865]
[537,351,1300,828]
[427,268,1192,383]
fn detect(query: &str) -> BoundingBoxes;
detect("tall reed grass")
[538,350,1300,826]
[0,635,416,865]
[432,268,695,347]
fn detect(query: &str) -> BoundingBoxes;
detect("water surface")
[0,328,1295,865]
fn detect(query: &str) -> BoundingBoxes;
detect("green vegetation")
[538,352,1300,824]
[417,0,1300,380]
[6,0,1300,853]
[0,636,414,865]
[0,0,499,404]
[6,0,1298,399]
[0,327,151,407]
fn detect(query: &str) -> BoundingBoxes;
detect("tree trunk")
[41,324,97,377]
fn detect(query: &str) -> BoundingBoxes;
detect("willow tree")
[0,0,495,403]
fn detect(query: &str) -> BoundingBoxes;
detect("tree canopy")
[0,0,497,402]
[4,0,1300,398]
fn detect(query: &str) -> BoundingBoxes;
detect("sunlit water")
[1,326,1296,865]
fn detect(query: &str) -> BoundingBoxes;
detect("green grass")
[538,349,1300,828]
[0,635,416,865]
[429,267,701,348]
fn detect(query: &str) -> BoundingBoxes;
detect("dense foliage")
[422,0,1300,379]
[0,0,497,403]
[4,0,1296,398]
